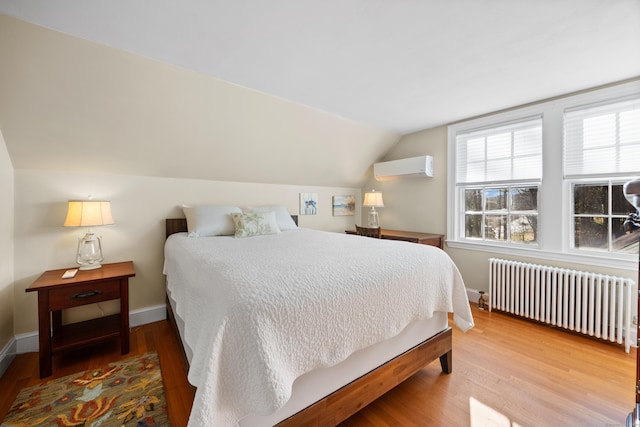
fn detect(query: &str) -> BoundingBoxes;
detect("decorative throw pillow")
[242,205,298,231]
[230,211,281,238]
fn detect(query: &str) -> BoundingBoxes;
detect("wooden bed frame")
[164,217,453,426]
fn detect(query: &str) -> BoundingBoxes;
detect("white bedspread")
[163,228,473,426]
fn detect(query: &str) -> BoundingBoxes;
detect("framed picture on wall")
[332,195,355,216]
[300,193,318,215]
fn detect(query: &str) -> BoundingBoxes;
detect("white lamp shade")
[64,201,114,227]
[363,191,384,208]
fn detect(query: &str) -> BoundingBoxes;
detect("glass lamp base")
[76,232,104,270]
[367,210,380,228]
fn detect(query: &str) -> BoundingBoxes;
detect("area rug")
[2,351,170,427]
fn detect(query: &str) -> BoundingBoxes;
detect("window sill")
[445,239,637,272]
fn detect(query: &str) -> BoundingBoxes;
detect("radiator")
[488,258,636,352]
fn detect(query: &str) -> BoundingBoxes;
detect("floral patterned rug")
[2,352,170,427]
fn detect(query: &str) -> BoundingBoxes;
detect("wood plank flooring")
[0,305,635,426]
[0,317,195,426]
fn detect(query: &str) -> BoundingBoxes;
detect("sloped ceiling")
[0,1,639,187]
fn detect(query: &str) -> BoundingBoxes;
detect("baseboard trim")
[0,337,17,378]
[130,304,167,327]
[12,304,167,355]
[466,288,488,306]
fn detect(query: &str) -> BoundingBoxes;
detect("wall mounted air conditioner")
[374,155,433,181]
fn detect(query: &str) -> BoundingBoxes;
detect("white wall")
[0,129,14,351]
[13,169,362,335]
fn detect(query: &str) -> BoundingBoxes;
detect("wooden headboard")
[165,215,299,239]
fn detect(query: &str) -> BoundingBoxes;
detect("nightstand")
[26,261,135,378]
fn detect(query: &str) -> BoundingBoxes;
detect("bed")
[163,207,474,426]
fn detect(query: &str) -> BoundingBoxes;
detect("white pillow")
[182,205,242,237]
[230,211,281,238]
[242,205,298,231]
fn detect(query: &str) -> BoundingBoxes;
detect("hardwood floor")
[342,306,635,427]
[0,317,195,426]
[0,305,635,426]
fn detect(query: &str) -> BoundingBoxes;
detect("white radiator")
[488,258,636,352]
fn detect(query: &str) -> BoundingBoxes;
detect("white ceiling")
[1,0,638,135]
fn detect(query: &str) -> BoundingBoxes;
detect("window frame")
[567,177,637,256]
[459,183,540,246]
[447,80,640,271]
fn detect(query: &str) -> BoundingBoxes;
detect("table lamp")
[63,199,114,270]
[363,190,384,228]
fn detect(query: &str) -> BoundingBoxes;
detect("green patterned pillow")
[230,211,281,238]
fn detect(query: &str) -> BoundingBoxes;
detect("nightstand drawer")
[49,280,121,310]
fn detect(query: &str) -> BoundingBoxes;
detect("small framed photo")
[332,195,355,216]
[300,193,318,215]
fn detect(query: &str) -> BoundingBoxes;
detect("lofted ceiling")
[0,1,638,187]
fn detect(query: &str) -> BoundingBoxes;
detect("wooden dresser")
[345,229,444,249]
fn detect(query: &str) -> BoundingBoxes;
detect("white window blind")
[564,97,640,178]
[455,116,542,185]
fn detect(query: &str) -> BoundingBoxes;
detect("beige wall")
[362,126,448,235]
[13,169,362,335]
[366,126,637,293]
[0,130,14,350]
[0,14,399,189]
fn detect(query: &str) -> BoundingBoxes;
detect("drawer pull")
[71,290,102,299]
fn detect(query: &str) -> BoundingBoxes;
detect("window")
[455,117,541,245]
[565,97,640,254]
[572,181,635,253]
[448,80,640,269]
[464,186,538,244]
[564,98,640,177]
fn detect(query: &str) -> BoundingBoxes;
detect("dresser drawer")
[49,280,121,310]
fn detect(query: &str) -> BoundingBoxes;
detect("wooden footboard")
[165,294,452,426]
[277,327,452,426]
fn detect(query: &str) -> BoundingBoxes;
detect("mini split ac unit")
[373,155,433,181]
